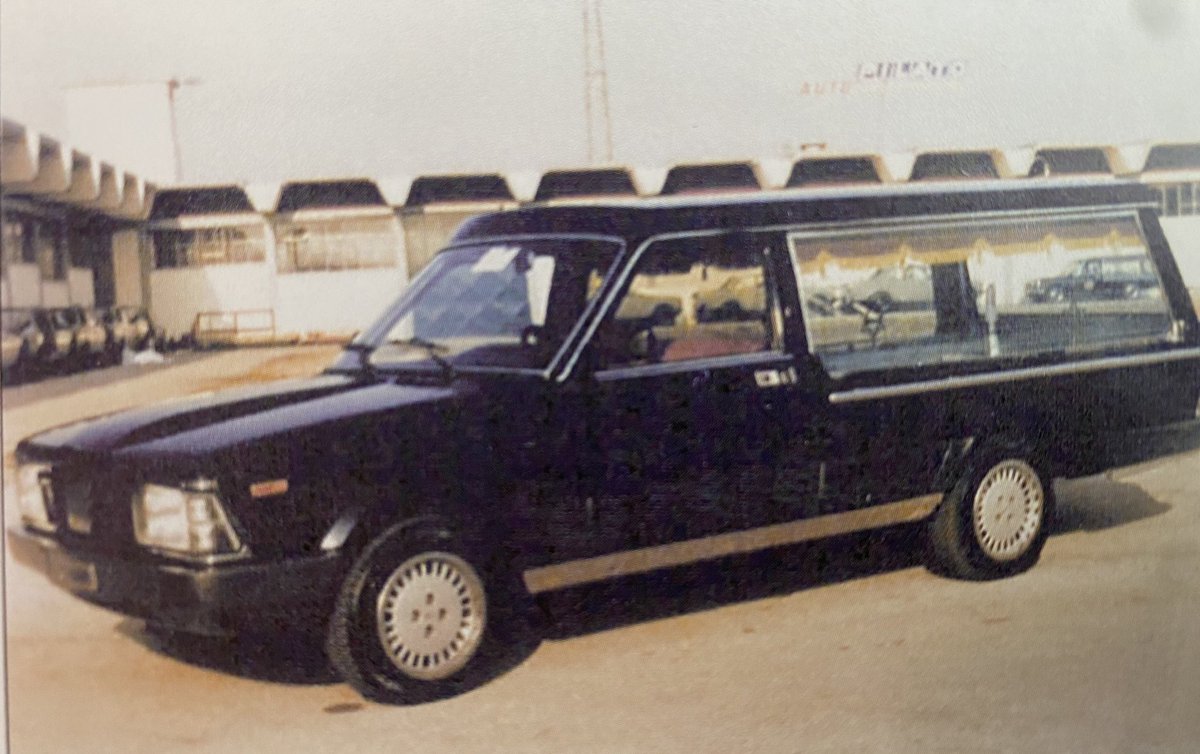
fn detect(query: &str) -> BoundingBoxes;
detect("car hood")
[19,373,465,460]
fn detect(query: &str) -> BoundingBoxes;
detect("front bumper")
[7,528,345,637]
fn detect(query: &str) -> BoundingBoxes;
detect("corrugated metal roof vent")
[911,152,999,180]
[149,187,255,219]
[276,180,386,212]
[787,157,882,186]
[1144,144,1200,171]
[406,175,514,206]
[535,169,637,200]
[1029,148,1111,177]
[661,163,760,194]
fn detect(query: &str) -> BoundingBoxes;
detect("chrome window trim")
[827,347,1200,405]
[595,350,789,382]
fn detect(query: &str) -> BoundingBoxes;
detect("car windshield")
[355,238,619,371]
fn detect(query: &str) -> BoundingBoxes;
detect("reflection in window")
[367,239,617,371]
[792,214,1172,376]
[600,236,774,368]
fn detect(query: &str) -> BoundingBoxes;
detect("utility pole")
[582,0,614,164]
[167,77,201,184]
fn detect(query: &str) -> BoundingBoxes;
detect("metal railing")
[192,308,276,346]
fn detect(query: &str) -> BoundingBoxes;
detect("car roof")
[452,178,1156,244]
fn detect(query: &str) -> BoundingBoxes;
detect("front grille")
[41,463,137,551]
[57,477,95,535]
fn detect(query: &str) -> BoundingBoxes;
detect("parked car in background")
[103,307,138,354]
[1025,255,1161,303]
[842,260,934,312]
[2,308,44,381]
[56,307,109,368]
[113,306,159,351]
[30,308,75,372]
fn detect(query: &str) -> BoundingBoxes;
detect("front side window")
[359,238,618,371]
[792,213,1173,376]
[595,235,777,369]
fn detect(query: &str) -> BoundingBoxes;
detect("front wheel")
[927,450,1054,580]
[326,524,534,704]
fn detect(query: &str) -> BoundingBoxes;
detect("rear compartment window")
[790,213,1173,376]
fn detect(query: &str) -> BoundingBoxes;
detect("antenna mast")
[582,0,614,164]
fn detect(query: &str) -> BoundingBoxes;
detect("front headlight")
[132,481,244,560]
[16,463,54,532]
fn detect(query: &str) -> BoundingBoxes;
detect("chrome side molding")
[522,494,941,594]
[828,347,1200,405]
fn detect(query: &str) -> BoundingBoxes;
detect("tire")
[926,447,1054,580]
[326,523,535,704]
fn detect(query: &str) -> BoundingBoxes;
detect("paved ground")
[3,347,1199,753]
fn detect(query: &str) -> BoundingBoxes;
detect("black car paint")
[11,180,1200,636]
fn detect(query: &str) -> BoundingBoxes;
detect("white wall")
[1160,217,1200,289]
[67,268,94,306]
[41,281,69,307]
[112,230,144,307]
[149,263,275,337]
[1,264,42,307]
[274,267,407,338]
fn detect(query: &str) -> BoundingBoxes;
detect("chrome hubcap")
[972,459,1044,562]
[375,552,486,681]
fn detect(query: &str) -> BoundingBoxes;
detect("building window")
[3,213,65,278]
[791,213,1172,376]
[152,227,267,269]
[1,215,25,270]
[1153,182,1199,217]
[274,216,400,273]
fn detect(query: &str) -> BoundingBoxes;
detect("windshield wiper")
[343,342,376,375]
[384,337,455,380]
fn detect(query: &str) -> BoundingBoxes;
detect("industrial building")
[3,114,1198,343]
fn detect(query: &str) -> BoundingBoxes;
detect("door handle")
[754,366,798,388]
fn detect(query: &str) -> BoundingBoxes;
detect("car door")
[578,231,808,550]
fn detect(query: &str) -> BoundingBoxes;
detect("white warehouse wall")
[149,263,275,337]
[1160,217,1200,289]
[40,281,69,307]
[112,230,144,307]
[274,268,408,338]
[2,264,43,307]
[67,268,94,306]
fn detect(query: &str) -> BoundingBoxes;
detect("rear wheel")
[326,524,534,704]
[927,448,1053,580]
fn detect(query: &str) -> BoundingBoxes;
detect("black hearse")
[11,179,1200,703]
